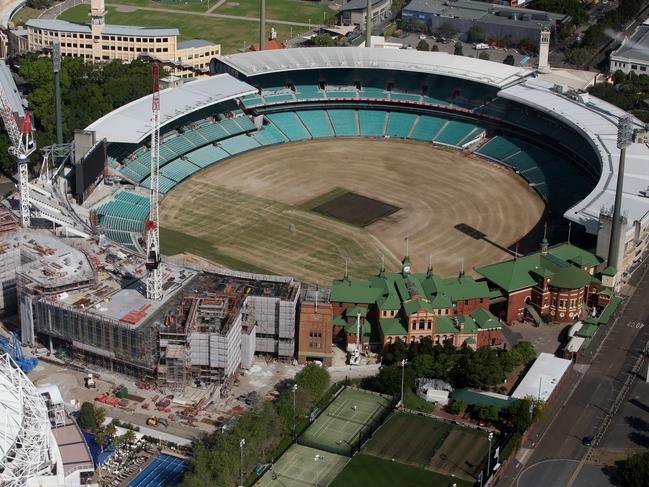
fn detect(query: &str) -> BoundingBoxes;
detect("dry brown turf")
[160,138,544,284]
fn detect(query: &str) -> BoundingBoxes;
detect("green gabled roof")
[583,317,599,325]
[601,266,617,277]
[488,288,504,299]
[343,320,363,334]
[436,316,458,334]
[576,322,598,338]
[330,278,381,304]
[345,306,367,318]
[458,315,478,333]
[475,243,602,293]
[599,288,614,297]
[550,244,602,267]
[403,298,433,315]
[333,315,347,327]
[530,267,554,279]
[465,337,476,345]
[430,293,452,309]
[598,296,623,324]
[379,317,407,336]
[548,265,592,289]
[470,308,501,329]
[590,274,602,285]
[436,275,489,301]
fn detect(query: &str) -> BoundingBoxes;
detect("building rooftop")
[474,243,601,293]
[511,352,572,401]
[611,20,649,64]
[177,39,216,49]
[85,73,256,144]
[51,421,94,476]
[341,0,388,11]
[403,0,567,24]
[217,47,532,88]
[25,18,179,37]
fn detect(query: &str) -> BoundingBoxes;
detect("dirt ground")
[161,139,544,283]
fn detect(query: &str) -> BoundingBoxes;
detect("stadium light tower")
[145,63,162,300]
[53,39,63,145]
[608,115,634,272]
[0,80,35,227]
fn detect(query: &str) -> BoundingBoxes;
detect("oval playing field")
[160,138,544,284]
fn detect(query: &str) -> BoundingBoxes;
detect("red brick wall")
[297,301,333,364]
[476,328,502,347]
[454,297,489,315]
[506,289,532,323]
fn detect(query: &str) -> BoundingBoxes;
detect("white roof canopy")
[217,47,533,88]
[85,74,257,144]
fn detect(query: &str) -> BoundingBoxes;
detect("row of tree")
[78,401,136,449]
[565,0,644,66]
[589,70,649,122]
[378,337,535,390]
[180,364,331,487]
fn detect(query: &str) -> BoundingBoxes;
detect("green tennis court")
[299,388,392,456]
[255,444,348,487]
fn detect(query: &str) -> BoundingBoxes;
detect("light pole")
[239,438,246,487]
[314,454,322,487]
[292,383,298,439]
[487,432,494,479]
[400,358,407,408]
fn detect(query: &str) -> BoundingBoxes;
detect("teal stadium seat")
[160,158,201,182]
[386,112,416,138]
[359,110,387,137]
[266,113,311,141]
[327,110,358,137]
[435,121,481,147]
[186,145,230,167]
[410,115,447,141]
[219,134,261,155]
[296,110,334,138]
[252,125,288,145]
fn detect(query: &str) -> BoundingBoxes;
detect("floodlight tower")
[53,39,63,145]
[0,81,35,227]
[145,63,162,300]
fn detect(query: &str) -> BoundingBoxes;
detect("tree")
[454,41,464,56]
[79,402,97,431]
[105,421,117,437]
[460,347,504,388]
[619,450,649,487]
[529,0,586,25]
[123,430,136,444]
[511,341,536,364]
[416,39,429,51]
[613,69,628,85]
[94,430,108,452]
[467,26,485,43]
[412,354,435,378]
[360,364,415,396]
[447,399,467,415]
[472,404,499,422]
[501,397,544,434]
[310,34,337,47]
[503,54,515,66]
[295,364,330,404]
[478,51,490,61]
[431,44,439,52]
[383,338,407,365]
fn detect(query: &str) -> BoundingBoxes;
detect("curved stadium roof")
[217,47,532,88]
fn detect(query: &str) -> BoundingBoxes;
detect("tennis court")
[255,444,348,487]
[127,454,189,487]
[299,388,392,455]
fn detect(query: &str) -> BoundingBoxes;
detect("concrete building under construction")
[3,232,300,386]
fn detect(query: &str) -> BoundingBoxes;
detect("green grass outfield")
[299,389,392,456]
[255,444,348,487]
[363,412,489,481]
[330,454,474,487]
[59,5,293,53]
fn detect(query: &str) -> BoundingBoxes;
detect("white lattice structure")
[0,353,55,487]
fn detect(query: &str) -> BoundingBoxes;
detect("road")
[498,260,649,487]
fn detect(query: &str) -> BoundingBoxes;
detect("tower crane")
[145,63,162,300]
[0,85,35,227]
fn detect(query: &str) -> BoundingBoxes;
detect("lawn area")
[403,389,437,414]
[330,454,474,487]
[107,0,210,13]
[363,412,488,481]
[11,5,45,26]
[215,0,336,24]
[59,4,292,53]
